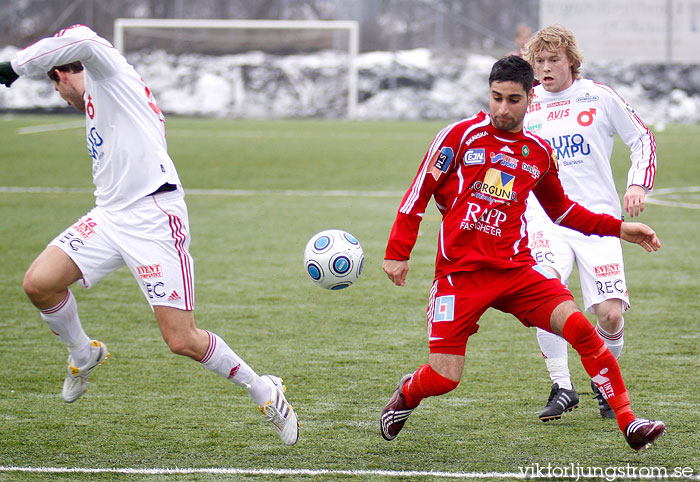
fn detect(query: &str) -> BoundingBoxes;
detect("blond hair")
[523,24,583,80]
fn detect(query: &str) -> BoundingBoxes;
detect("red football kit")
[386,111,639,434]
[385,111,623,355]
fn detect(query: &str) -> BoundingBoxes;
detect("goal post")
[113,18,359,118]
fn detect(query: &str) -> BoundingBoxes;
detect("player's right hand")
[383,259,409,286]
[0,61,19,87]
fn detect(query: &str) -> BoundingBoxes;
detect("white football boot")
[258,375,300,445]
[62,340,109,403]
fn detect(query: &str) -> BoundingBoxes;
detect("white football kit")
[12,25,192,310]
[524,79,657,313]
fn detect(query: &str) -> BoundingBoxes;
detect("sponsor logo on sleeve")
[525,118,542,134]
[435,147,453,172]
[428,146,454,180]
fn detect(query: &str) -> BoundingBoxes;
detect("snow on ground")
[1,46,699,125]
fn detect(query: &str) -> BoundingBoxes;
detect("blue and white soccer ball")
[304,229,364,290]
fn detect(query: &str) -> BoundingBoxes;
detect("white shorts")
[50,190,195,311]
[527,221,629,314]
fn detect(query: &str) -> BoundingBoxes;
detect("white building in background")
[540,0,700,63]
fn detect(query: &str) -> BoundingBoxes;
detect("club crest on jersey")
[428,147,454,180]
[470,168,517,202]
[463,148,486,165]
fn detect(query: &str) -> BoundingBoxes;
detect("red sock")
[402,363,459,408]
[562,312,636,432]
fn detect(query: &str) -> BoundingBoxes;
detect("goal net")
[113,18,359,118]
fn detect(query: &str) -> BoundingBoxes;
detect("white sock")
[248,376,275,406]
[40,290,91,366]
[596,320,624,359]
[198,330,270,404]
[537,327,572,390]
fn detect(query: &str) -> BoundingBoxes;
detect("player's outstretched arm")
[383,259,409,286]
[620,222,661,252]
[0,61,19,87]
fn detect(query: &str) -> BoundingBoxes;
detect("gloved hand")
[0,61,19,87]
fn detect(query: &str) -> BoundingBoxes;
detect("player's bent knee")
[561,312,605,359]
[22,270,52,306]
[163,334,198,359]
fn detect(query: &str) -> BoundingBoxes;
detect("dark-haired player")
[0,25,298,445]
[379,55,665,452]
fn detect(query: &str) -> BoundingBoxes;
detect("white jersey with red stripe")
[524,78,657,221]
[11,24,181,211]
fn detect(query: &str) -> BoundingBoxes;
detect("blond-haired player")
[522,25,657,421]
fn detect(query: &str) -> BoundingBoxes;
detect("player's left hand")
[620,222,661,252]
[624,185,646,218]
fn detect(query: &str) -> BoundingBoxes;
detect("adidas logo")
[500,145,515,154]
[228,364,240,380]
[168,291,181,301]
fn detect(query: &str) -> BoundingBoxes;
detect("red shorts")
[427,264,573,356]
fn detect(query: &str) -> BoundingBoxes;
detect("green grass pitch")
[0,114,698,481]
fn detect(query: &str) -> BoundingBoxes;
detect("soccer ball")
[303,229,364,290]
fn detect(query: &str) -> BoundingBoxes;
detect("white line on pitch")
[0,466,522,479]
[3,185,700,208]
[2,466,698,480]
[651,186,700,194]
[16,120,85,135]
[645,198,700,209]
[167,129,428,140]
[647,185,700,209]
[0,186,403,197]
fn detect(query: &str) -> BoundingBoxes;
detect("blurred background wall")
[1,0,698,122]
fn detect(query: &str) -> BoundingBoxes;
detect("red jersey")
[385,111,622,280]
